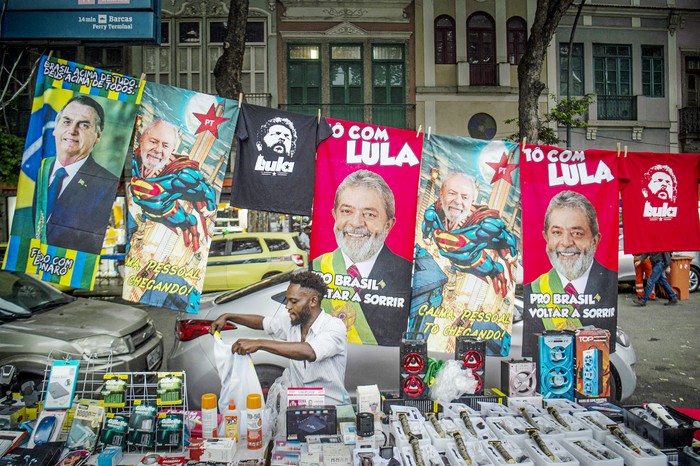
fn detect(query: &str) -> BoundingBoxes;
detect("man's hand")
[665,266,671,274]
[634,261,641,267]
[231,339,261,355]
[210,314,230,334]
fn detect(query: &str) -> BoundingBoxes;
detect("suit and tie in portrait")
[34,95,118,255]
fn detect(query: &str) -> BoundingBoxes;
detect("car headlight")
[616,327,630,348]
[71,335,130,357]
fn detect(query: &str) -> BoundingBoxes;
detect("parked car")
[0,270,164,384]
[618,234,700,292]
[169,272,637,409]
[203,232,308,292]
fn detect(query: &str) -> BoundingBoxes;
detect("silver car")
[168,272,637,409]
[0,270,164,385]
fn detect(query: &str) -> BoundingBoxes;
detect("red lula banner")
[310,119,423,346]
[520,145,619,357]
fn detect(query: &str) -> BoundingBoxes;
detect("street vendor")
[210,270,349,405]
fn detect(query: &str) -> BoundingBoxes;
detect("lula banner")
[310,119,423,346]
[619,151,700,254]
[409,136,521,357]
[2,55,143,289]
[122,82,238,312]
[520,145,619,357]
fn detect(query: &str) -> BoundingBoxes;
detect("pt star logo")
[193,104,229,138]
[486,152,519,185]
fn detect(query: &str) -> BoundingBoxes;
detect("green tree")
[506,93,595,145]
[214,0,270,232]
[0,127,23,185]
[517,0,578,142]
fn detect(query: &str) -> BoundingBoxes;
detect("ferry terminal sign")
[0,0,160,43]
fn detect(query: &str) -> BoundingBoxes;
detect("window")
[594,44,635,119]
[330,45,363,121]
[467,12,496,85]
[209,239,227,257]
[372,45,405,127]
[560,43,584,96]
[688,57,700,107]
[143,21,171,85]
[434,15,456,64]
[506,17,526,65]
[288,45,321,116]
[642,46,664,97]
[242,21,268,96]
[176,20,203,91]
[266,239,291,252]
[230,239,263,255]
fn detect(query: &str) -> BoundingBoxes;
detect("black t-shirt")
[231,103,332,215]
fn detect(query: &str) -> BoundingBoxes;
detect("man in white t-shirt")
[298,225,311,250]
[210,270,348,405]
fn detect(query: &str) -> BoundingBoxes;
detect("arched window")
[507,17,527,65]
[467,12,496,85]
[434,15,456,64]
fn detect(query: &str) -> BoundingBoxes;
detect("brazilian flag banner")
[2,55,144,290]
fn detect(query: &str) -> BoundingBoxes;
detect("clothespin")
[46,50,53,61]
[238,92,243,108]
[139,73,146,82]
[617,142,621,157]
[416,125,422,137]
[427,126,432,140]
[624,145,628,158]
[521,137,527,151]
[317,108,321,124]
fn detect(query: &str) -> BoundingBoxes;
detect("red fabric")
[520,145,620,282]
[675,408,700,441]
[620,152,700,254]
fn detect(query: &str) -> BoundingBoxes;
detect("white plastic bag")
[429,359,479,404]
[212,334,263,414]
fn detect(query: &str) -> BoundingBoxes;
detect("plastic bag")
[212,334,263,414]
[429,359,479,404]
[262,370,290,440]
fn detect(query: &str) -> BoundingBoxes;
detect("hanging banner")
[2,55,143,289]
[122,82,238,312]
[309,119,422,346]
[521,145,619,357]
[230,103,332,215]
[408,136,521,357]
[620,152,700,253]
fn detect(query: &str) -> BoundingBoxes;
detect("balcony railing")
[597,95,637,120]
[679,107,700,137]
[279,103,417,129]
[245,93,272,107]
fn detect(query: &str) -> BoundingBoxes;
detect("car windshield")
[0,270,75,320]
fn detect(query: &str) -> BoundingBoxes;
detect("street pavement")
[617,285,700,408]
[85,282,700,408]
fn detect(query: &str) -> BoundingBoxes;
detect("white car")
[168,272,637,409]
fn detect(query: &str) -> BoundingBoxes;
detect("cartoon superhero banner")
[123,82,238,312]
[2,55,144,290]
[310,119,423,346]
[620,152,700,253]
[408,135,521,357]
[521,145,619,357]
